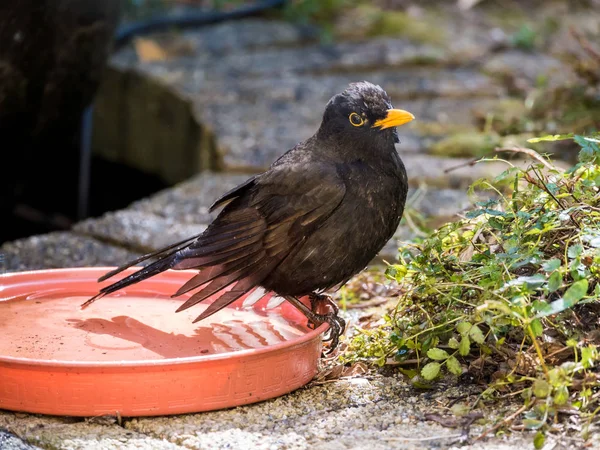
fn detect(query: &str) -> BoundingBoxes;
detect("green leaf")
[533,379,551,398]
[410,378,435,389]
[523,419,544,430]
[469,325,485,344]
[533,430,546,449]
[488,217,504,230]
[547,271,562,293]
[512,23,536,50]
[459,336,471,356]
[475,199,500,208]
[483,209,506,217]
[530,318,544,337]
[566,338,578,347]
[527,133,574,143]
[494,167,521,183]
[532,300,552,314]
[518,274,547,289]
[547,368,561,385]
[567,244,583,259]
[588,235,600,248]
[482,387,496,400]
[427,348,449,360]
[448,337,460,349]
[450,402,469,416]
[421,362,441,381]
[536,299,571,317]
[422,335,439,354]
[501,274,541,292]
[386,264,408,282]
[554,385,569,406]
[456,322,472,336]
[542,258,561,272]
[398,368,418,379]
[446,356,463,375]
[581,346,597,368]
[575,135,600,163]
[563,279,588,304]
[536,279,588,317]
[465,209,485,219]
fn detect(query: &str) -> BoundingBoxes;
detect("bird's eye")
[349,112,365,127]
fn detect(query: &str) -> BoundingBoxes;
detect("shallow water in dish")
[0,294,308,361]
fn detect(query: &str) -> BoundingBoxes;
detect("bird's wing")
[171,163,346,322]
[208,175,258,213]
[82,174,259,308]
[93,176,259,286]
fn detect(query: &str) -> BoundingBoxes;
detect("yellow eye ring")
[349,112,365,127]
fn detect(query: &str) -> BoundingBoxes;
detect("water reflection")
[0,294,309,361]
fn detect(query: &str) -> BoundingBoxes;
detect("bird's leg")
[284,295,345,354]
[308,292,339,316]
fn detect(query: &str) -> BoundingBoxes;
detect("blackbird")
[83,81,414,352]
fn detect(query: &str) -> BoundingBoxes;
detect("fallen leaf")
[342,361,368,377]
[134,37,168,62]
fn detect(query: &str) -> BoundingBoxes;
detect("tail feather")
[172,246,264,297]
[192,289,247,323]
[175,272,243,313]
[174,250,267,309]
[172,241,260,270]
[98,234,199,282]
[191,268,273,323]
[81,253,178,309]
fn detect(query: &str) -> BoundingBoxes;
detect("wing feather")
[86,162,346,323]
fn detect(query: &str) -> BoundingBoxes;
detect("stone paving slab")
[0,376,545,450]
[128,173,251,224]
[0,414,185,450]
[101,14,578,174]
[73,210,207,253]
[3,373,594,449]
[149,65,503,170]
[0,430,38,450]
[100,15,514,174]
[1,232,141,274]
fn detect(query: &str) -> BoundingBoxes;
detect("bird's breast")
[264,157,407,296]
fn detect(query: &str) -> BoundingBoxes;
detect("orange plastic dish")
[0,268,327,417]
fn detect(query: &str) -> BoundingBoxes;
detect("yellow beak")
[373,109,415,129]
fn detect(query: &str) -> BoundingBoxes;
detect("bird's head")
[318,81,414,147]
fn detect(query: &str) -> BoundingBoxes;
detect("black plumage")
[83,81,414,351]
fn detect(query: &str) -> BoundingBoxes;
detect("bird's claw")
[309,293,339,315]
[311,312,346,355]
[307,293,345,354]
[284,294,345,355]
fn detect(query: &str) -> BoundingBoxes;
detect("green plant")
[283,0,351,23]
[341,132,600,444]
[512,24,537,51]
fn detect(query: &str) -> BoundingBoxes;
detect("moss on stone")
[480,98,531,135]
[430,132,501,158]
[367,8,446,45]
[335,5,446,46]
[412,121,474,138]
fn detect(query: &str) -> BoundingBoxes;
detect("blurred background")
[1,0,599,246]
